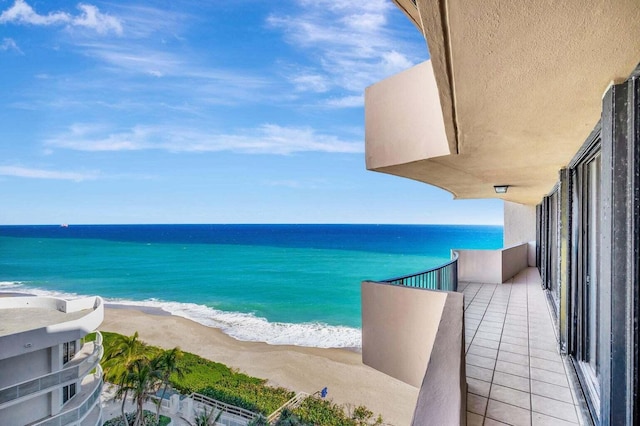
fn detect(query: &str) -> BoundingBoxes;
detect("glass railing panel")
[0,387,17,404]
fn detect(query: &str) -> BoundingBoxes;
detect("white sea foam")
[0,282,362,349]
[0,281,23,289]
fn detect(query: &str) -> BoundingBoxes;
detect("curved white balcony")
[0,296,104,361]
[31,364,103,426]
[0,332,103,408]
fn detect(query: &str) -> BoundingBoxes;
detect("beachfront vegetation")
[92,332,384,425]
[103,410,171,426]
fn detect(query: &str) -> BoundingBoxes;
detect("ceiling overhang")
[379,0,640,205]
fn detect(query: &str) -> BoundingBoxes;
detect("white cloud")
[72,4,122,35]
[0,37,21,53]
[46,123,363,155]
[0,165,99,181]
[291,73,330,93]
[0,0,122,35]
[267,0,423,103]
[324,95,363,108]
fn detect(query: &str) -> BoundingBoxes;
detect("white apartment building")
[0,295,104,426]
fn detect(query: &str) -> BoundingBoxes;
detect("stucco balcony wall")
[455,243,531,283]
[365,60,451,172]
[361,282,466,425]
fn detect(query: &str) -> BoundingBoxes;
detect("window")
[62,383,76,404]
[63,341,76,365]
[570,146,602,418]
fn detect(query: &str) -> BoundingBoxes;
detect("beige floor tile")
[532,412,579,425]
[531,380,573,403]
[484,418,511,425]
[529,339,558,352]
[498,350,529,366]
[476,331,502,342]
[466,364,494,382]
[530,357,565,374]
[472,337,500,350]
[532,394,579,423]
[468,344,499,359]
[492,371,530,392]
[490,383,531,409]
[466,411,484,426]
[467,392,488,415]
[479,324,505,335]
[500,342,529,355]
[500,334,529,347]
[467,377,491,397]
[495,360,530,378]
[530,347,562,362]
[486,399,531,426]
[467,353,497,369]
[530,367,569,387]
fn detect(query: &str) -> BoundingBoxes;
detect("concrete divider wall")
[502,244,529,282]
[456,249,503,283]
[361,282,447,387]
[411,292,465,426]
[455,242,533,283]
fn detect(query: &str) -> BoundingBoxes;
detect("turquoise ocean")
[0,224,502,348]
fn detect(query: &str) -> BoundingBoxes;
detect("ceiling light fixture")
[494,185,509,194]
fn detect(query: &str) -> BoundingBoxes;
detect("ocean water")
[0,224,502,348]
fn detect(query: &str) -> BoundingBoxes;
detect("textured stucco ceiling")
[381,0,640,205]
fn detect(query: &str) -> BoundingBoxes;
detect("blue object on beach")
[321,387,328,398]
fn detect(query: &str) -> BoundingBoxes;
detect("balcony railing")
[191,392,259,421]
[32,364,103,426]
[0,332,103,408]
[380,252,458,291]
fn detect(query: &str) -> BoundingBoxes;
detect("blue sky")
[0,0,502,225]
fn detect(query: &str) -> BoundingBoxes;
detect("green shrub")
[199,383,294,416]
[94,331,293,415]
[293,397,353,426]
[91,331,381,423]
[103,410,170,426]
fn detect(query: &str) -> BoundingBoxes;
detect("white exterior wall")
[0,348,50,388]
[1,393,50,426]
[0,296,103,425]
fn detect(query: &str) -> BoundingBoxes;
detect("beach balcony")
[0,335,103,408]
[362,250,583,425]
[0,296,104,425]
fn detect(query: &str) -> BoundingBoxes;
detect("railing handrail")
[190,392,258,420]
[372,251,459,292]
[381,251,459,284]
[31,365,103,426]
[267,392,309,423]
[0,337,103,407]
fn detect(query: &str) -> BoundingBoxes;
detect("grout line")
[526,273,534,426]
[481,282,510,425]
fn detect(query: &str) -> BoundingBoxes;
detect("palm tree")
[247,415,269,426]
[189,406,223,426]
[125,357,162,426]
[102,331,147,382]
[103,332,148,424]
[154,347,186,421]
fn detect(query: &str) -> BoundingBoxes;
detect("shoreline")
[105,302,363,353]
[100,305,418,425]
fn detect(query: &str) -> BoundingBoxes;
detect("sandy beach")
[100,307,418,425]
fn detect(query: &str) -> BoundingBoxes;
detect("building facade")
[363,1,639,425]
[0,296,104,426]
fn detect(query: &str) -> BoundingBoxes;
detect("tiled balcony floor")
[459,267,584,426]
